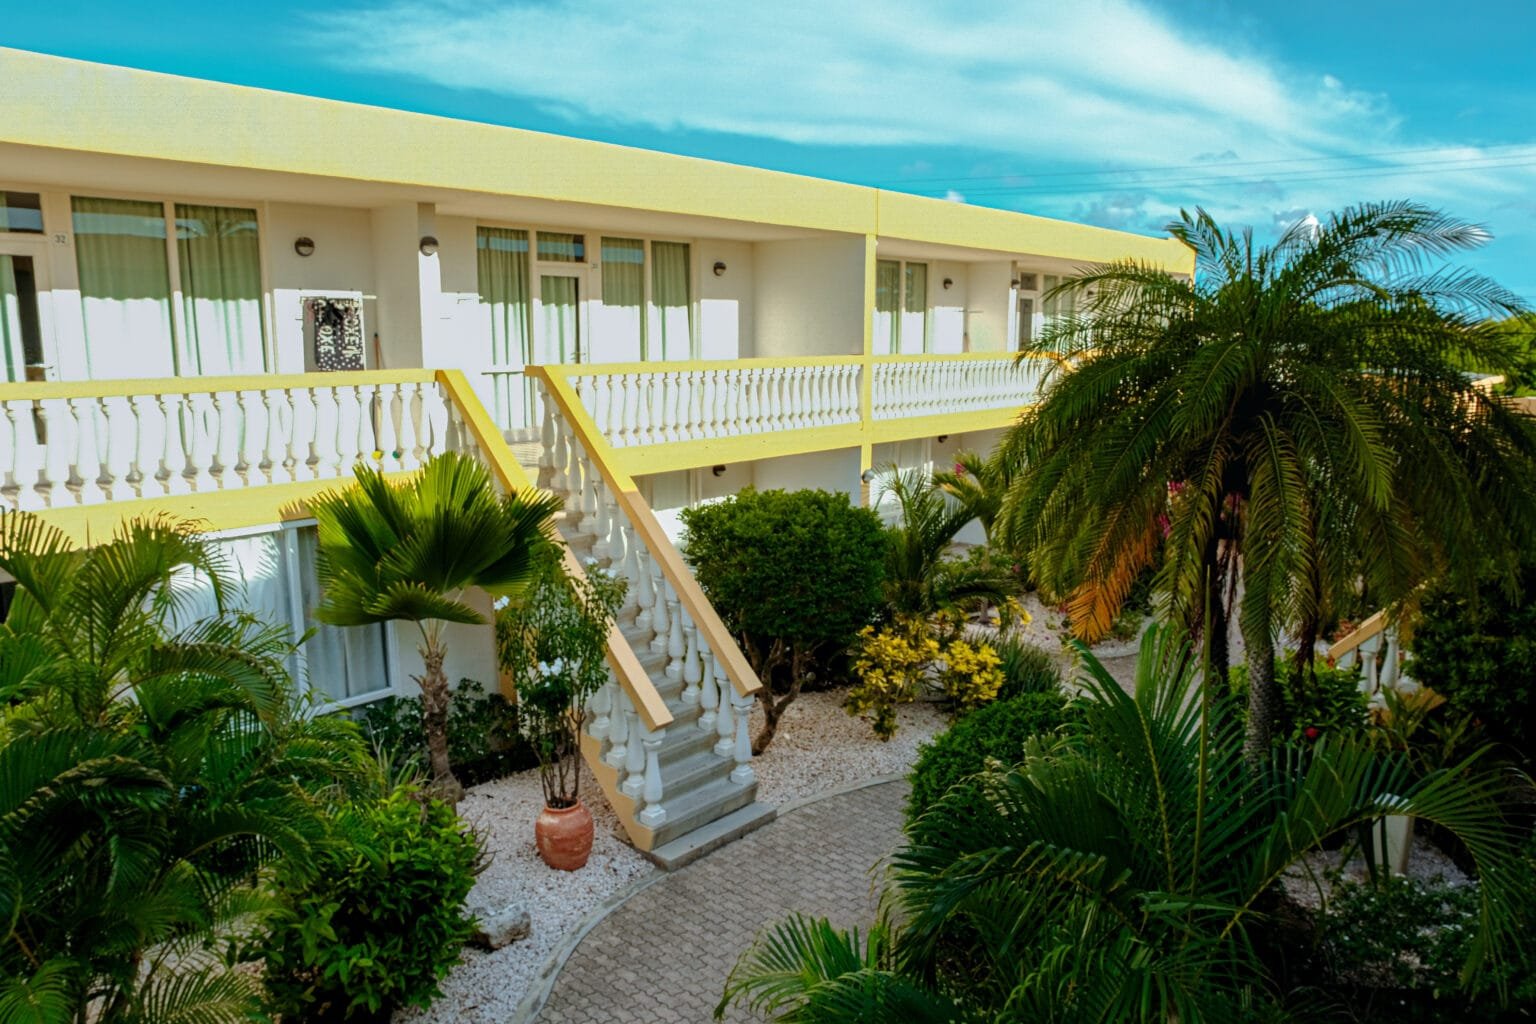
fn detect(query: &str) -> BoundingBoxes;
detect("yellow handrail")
[433,370,674,731]
[528,365,763,700]
[0,368,438,402]
[1327,608,1389,662]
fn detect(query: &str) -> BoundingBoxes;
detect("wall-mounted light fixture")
[419,236,440,257]
[860,468,876,484]
[936,435,949,443]
[1009,278,1020,289]
[712,260,727,276]
[711,464,727,477]
[294,237,316,258]
[942,277,953,290]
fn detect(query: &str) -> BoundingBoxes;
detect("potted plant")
[497,547,626,870]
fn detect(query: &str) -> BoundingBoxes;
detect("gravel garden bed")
[401,689,948,1024]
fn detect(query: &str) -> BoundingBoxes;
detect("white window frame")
[876,258,932,355]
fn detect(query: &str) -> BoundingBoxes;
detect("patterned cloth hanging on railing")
[307,297,365,371]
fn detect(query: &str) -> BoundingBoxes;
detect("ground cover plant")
[361,677,536,786]
[681,487,887,753]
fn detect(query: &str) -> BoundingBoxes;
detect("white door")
[0,240,55,382]
[536,271,589,365]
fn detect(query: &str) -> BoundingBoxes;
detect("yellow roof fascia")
[2,48,1194,264]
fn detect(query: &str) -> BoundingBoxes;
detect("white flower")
[584,557,600,568]
[493,596,509,610]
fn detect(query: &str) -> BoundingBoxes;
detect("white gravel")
[401,688,947,1024]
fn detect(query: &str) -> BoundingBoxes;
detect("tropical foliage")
[310,451,560,799]
[997,202,1536,757]
[845,622,1005,740]
[496,545,626,807]
[719,627,1533,1023]
[681,488,887,753]
[0,511,369,1024]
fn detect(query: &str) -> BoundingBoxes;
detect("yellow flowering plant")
[846,617,1007,740]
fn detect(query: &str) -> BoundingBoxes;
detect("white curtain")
[72,196,176,379]
[295,528,390,702]
[476,227,532,431]
[874,260,900,355]
[649,241,692,361]
[595,236,644,363]
[176,204,266,375]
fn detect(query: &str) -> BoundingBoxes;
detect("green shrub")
[1407,564,1536,761]
[263,786,483,1021]
[360,679,536,786]
[907,692,1075,825]
[1229,659,1367,743]
[993,635,1063,701]
[681,488,888,753]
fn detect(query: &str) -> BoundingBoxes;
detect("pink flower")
[954,463,967,476]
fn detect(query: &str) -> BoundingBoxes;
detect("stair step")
[645,800,777,871]
[657,748,737,803]
[646,775,761,850]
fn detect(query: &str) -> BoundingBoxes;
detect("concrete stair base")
[644,800,777,870]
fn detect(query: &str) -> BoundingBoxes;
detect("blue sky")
[7,1,1536,298]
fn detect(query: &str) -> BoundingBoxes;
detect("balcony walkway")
[524,778,907,1023]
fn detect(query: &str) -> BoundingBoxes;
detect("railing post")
[729,689,755,784]
[638,726,667,827]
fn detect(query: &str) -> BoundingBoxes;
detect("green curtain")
[476,227,532,428]
[537,231,584,263]
[176,204,266,376]
[875,259,900,355]
[902,262,929,353]
[1,256,18,382]
[539,275,581,364]
[650,241,692,361]
[296,528,390,701]
[72,196,176,379]
[600,236,645,361]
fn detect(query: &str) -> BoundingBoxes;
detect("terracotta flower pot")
[535,800,594,871]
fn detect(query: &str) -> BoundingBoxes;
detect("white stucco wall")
[753,237,866,358]
[697,239,755,359]
[263,202,377,374]
[965,261,1014,353]
[751,448,862,505]
[931,260,969,354]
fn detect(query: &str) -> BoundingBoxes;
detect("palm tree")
[718,627,1533,1022]
[0,511,368,1024]
[309,452,561,801]
[877,465,1017,622]
[932,448,1012,544]
[997,202,1536,758]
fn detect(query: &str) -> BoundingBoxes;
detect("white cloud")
[943,190,967,203]
[302,0,1536,264]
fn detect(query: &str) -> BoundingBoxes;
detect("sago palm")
[719,627,1534,1023]
[309,451,560,800]
[877,465,1016,622]
[0,511,368,1024]
[997,201,1536,757]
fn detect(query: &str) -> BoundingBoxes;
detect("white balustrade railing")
[1332,623,1408,699]
[563,362,862,448]
[871,355,1047,421]
[534,376,758,832]
[0,373,449,511]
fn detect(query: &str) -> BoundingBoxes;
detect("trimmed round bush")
[907,692,1075,825]
[263,786,482,1021]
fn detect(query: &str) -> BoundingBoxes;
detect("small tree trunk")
[418,638,464,804]
[751,647,808,755]
[1241,612,1279,765]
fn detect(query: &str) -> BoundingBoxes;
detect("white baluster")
[59,398,87,504]
[94,397,125,500]
[638,727,667,827]
[619,522,641,613]
[1361,637,1380,695]
[375,384,402,473]
[579,451,599,522]
[714,680,735,757]
[588,675,614,742]
[550,405,570,492]
[698,643,718,734]
[606,690,632,769]
[681,609,701,705]
[394,382,421,469]
[633,544,656,635]
[621,707,646,799]
[538,393,556,473]
[668,371,688,443]
[30,400,59,507]
[730,689,756,784]
[649,561,671,654]
[741,369,760,433]
[605,496,627,570]
[664,581,684,681]
[591,485,613,561]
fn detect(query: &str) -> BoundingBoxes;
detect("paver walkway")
[532,780,908,1023]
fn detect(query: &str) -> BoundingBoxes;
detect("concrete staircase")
[530,453,775,868]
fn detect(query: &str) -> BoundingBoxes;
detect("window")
[1042,274,1078,327]
[0,192,43,234]
[476,227,532,429]
[599,236,645,359]
[70,195,267,380]
[874,259,930,354]
[169,524,393,707]
[649,240,691,361]
[537,232,585,262]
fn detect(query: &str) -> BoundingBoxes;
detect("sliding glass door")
[0,247,49,383]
